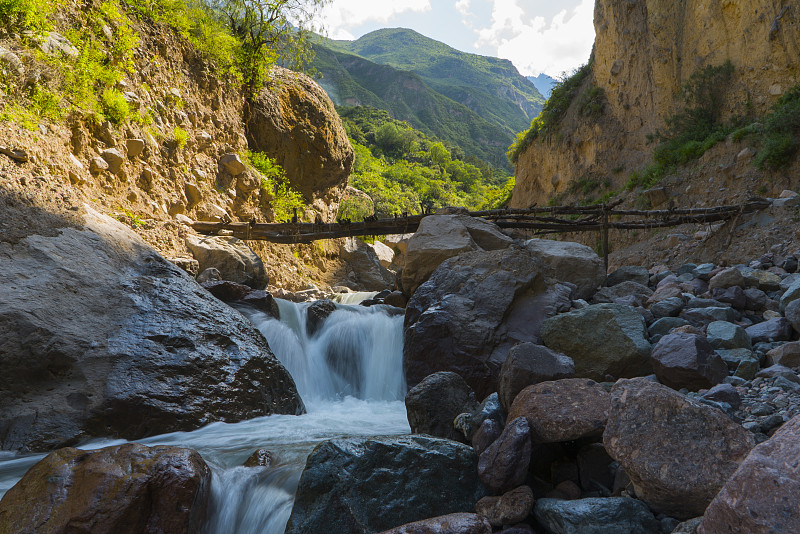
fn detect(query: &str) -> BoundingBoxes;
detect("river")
[0,299,410,533]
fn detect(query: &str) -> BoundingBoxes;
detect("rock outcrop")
[185,234,269,289]
[285,435,486,534]
[0,443,210,534]
[246,66,354,222]
[0,207,304,452]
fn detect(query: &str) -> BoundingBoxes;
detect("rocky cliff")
[512,0,800,208]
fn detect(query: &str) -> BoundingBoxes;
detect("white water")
[333,291,379,305]
[0,299,410,534]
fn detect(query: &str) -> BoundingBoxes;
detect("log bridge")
[191,198,771,247]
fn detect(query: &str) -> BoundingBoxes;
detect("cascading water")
[0,299,410,534]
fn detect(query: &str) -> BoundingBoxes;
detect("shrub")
[172,126,189,148]
[101,88,131,124]
[249,151,308,221]
[755,85,800,170]
[0,0,62,33]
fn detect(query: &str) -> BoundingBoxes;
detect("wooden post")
[602,206,610,273]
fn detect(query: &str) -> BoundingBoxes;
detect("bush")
[101,88,131,124]
[755,85,800,170]
[0,0,62,33]
[249,151,308,221]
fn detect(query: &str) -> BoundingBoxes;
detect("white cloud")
[319,0,432,40]
[474,0,595,76]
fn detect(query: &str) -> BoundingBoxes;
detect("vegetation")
[336,106,514,220]
[508,61,595,163]
[753,85,800,170]
[626,61,736,190]
[0,0,62,33]
[248,151,308,221]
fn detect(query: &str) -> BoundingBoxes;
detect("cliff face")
[512,0,800,208]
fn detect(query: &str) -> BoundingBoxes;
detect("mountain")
[311,28,545,168]
[527,74,558,98]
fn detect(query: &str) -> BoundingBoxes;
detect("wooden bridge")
[190,198,771,245]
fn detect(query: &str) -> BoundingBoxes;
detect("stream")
[0,299,410,533]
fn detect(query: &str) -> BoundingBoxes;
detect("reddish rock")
[603,379,755,519]
[377,513,492,534]
[766,342,800,368]
[475,486,534,528]
[0,443,210,534]
[507,379,610,443]
[497,343,575,411]
[650,333,728,391]
[477,417,532,495]
[699,415,800,534]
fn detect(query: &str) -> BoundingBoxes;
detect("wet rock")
[243,448,273,467]
[700,414,800,533]
[606,266,650,287]
[201,279,252,302]
[0,209,303,452]
[306,299,337,337]
[533,497,660,534]
[247,67,354,222]
[497,343,575,411]
[603,379,755,519]
[541,304,652,382]
[650,333,728,392]
[475,486,534,528]
[186,234,268,289]
[285,435,486,534]
[406,372,480,443]
[745,317,792,343]
[477,417,532,494]
[404,247,571,399]
[524,239,605,299]
[706,321,752,350]
[507,379,610,443]
[402,215,512,295]
[0,443,210,533]
[377,513,492,534]
[384,290,408,308]
[240,290,280,319]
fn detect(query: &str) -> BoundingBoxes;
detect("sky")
[317,0,596,78]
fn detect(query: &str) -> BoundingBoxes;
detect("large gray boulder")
[497,343,575,411]
[378,514,492,534]
[405,371,480,443]
[603,379,754,519]
[534,497,660,534]
[540,304,652,382]
[285,435,487,534]
[0,208,304,452]
[650,333,728,391]
[339,237,396,291]
[524,239,606,299]
[402,215,512,295]
[185,234,268,289]
[0,443,210,534]
[404,247,573,399]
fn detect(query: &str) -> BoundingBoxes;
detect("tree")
[210,0,327,96]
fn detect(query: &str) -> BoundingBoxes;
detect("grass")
[172,126,189,149]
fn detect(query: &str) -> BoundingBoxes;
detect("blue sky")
[318,0,596,77]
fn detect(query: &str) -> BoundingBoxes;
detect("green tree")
[428,141,451,168]
[211,0,327,96]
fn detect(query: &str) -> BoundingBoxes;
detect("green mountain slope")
[313,45,514,169]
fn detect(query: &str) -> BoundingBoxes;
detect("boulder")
[200,280,252,302]
[240,289,280,319]
[706,321,752,350]
[339,237,396,291]
[405,372,480,443]
[477,417,532,495]
[534,497,659,534]
[711,286,746,309]
[402,215,512,295]
[100,148,125,173]
[650,333,729,391]
[592,281,652,306]
[246,66,354,223]
[679,307,737,328]
[218,153,246,175]
[699,414,800,534]
[0,47,24,78]
[306,299,338,337]
[472,419,502,456]
[377,513,492,534]
[766,342,800,368]
[784,299,800,332]
[243,448,274,467]
[185,234,268,289]
[745,317,793,343]
[475,486,534,528]
[508,379,610,443]
[649,296,685,318]
[648,317,690,338]
[779,278,800,312]
[0,208,303,452]
[540,304,652,382]
[497,343,575,411]
[40,31,79,58]
[603,379,755,519]
[0,443,210,534]
[524,239,605,299]
[284,435,486,534]
[606,266,650,287]
[404,247,572,399]
[708,268,745,290]
[370,240,395,268]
